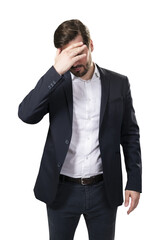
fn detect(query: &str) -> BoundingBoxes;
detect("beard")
[70,61,91,78]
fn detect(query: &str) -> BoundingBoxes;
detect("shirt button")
[65,139,69,144]
[95,73,99,77]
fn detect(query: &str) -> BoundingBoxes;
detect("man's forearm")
[18,66,63,124]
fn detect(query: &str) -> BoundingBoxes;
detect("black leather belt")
[59,174,103,185]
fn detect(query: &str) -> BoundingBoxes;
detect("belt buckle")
[81,178,87,185]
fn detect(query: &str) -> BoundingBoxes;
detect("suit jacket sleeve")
[18,66,63,124]
[121,77,142,193]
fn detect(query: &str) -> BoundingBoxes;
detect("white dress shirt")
[60,64,103,178]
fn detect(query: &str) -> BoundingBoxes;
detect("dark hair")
[54,19,91,48]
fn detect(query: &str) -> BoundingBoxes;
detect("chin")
[74,70,88,78]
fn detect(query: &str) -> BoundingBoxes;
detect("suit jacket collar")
[63,64,110,129]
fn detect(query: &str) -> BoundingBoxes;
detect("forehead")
[61,35,83,50]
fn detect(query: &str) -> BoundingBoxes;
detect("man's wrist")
[53,65,63,76]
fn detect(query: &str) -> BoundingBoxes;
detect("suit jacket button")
[65,139,69,144]
[57,162,62,168]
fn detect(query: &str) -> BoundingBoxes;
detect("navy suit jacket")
[18,64,142,208]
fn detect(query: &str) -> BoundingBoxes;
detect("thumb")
[124,191,130,207]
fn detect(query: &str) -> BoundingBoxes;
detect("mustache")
[71,65,84,69]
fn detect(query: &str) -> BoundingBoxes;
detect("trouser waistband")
[59,174,103,185]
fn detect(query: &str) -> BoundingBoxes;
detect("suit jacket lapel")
[63,71,73,125]
[96,65,110,129]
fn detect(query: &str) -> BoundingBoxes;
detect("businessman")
[18,19,142,240]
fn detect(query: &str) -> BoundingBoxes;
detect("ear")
[90,39,94,52]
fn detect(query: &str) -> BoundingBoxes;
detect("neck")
[81,62,95,80]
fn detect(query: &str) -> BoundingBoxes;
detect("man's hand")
[54,42,87,75]
[124,190,140,215]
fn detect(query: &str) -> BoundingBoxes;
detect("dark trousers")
[46,178,117,240]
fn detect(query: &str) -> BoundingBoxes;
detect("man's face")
[61,35,94,78]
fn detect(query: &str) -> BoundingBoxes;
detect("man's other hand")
[124,190,140,215]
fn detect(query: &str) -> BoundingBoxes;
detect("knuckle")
[73,43,79,48]
[75,49,78,55]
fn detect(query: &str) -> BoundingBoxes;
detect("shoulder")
[96,64,129,94]
[97,64,127,81]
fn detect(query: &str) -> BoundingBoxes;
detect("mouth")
[71,65,83,72]
[74,67,81,72]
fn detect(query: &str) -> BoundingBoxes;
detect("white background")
[0,0,160,239]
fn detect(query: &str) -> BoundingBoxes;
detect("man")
[18,19,142,240]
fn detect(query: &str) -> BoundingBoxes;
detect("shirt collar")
[70,63,100,81]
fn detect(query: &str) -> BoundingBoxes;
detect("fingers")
[69,44,87,58]
[72,53,86,63]
[127,197,139,215]
[124,191,130,207]
[125,190,140,215]
[61,41,87,57]
[127,199,135,215]
[66,41,84,50]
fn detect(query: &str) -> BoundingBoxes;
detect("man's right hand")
[54,42,87,75]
